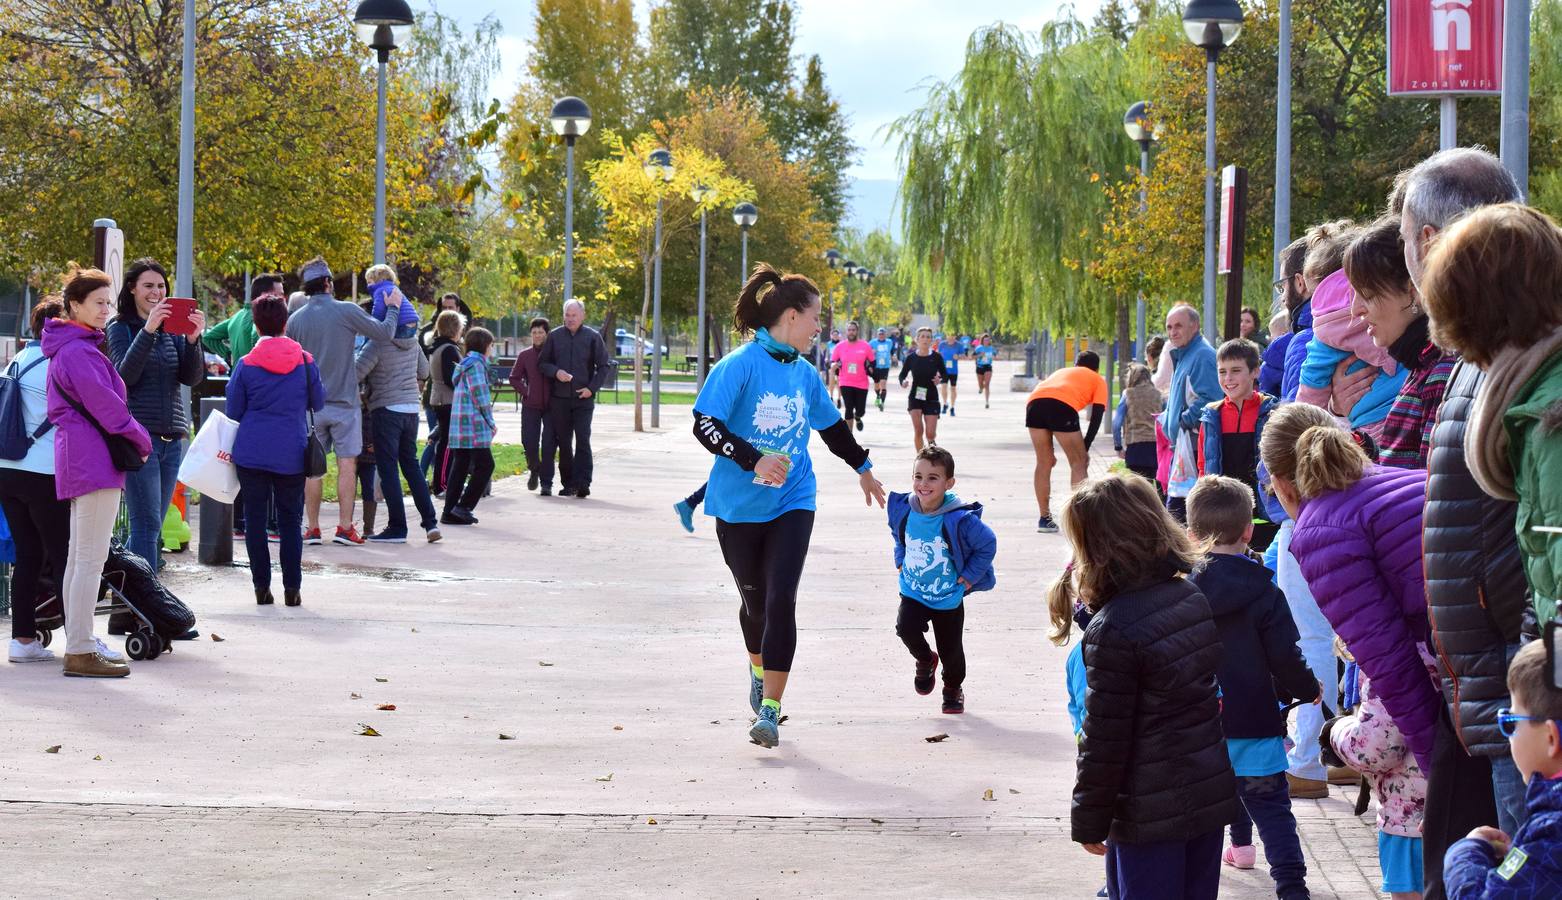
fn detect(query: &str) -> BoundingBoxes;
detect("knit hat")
[298,257,333,285]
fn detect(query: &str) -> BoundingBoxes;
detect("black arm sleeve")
[1082,403,1105,450]
[693,412,764,471]
[817,419,870,471]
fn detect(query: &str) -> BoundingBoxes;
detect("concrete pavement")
[0,361,1384,898]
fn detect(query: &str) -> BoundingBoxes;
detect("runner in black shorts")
[972,333,996,409]
[900,327,944,451]
[1024,352,1108,533]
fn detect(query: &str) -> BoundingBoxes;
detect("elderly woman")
[226,296,325,607]
[106,258,204,571]
[1421,202,1562,628]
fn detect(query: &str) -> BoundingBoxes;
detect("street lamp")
[733,202,758,278]
[354,0,416,266]
[644,148,675,427]
[690,181,718,388]
[550,96,591,304]
[1183,0,1243,343]
[1124,100,1154,360]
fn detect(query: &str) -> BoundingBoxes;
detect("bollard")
[197,397,233,565]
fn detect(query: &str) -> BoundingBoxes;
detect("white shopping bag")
[177,411,240,504]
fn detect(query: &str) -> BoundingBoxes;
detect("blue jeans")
[123,435,184,570]
[373,408,438,535]
[1492,641,1530,835]
[1277,519,1339,780]
[419,405,438,479]
[236,465,304,591]
[1227,773,1309,899]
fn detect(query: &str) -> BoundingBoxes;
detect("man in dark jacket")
[537,300,610,498]
[1401,146,1527,897]
[507,317,550,493]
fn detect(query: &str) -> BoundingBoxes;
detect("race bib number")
[848,363,859,374]
[914,387,928,401]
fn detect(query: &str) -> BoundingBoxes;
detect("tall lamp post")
[690,181,718,388]
[645,148,675,427]
[176,0,196,297]
[858,268,875,334]
[354,0,415,266]
[824,250,843,355]
[841,261,859,334]
[549,96,591,303]
[1274,0,1293,280]
[1123,100,1154,362]
[1182,0,1243,343]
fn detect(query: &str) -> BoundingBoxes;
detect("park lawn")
[594,390,696,406]
[321,442,529,503]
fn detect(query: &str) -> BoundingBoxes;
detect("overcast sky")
[424,0,1104,226]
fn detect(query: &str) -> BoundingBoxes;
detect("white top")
[0,345,56,475]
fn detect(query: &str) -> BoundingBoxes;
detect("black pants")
[428,404,452,494]
[541,396,595,490]
[895,596,966,691]
[685,483,707,508]
[444,448,495,513]
[236,465,305,592]
[840,385,868,421]
[715,509,814,672]
[1422,704,1496,900]
[521,406,545,476]
[0,470,70,640]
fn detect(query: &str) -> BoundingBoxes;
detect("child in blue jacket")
[888,445,996,714]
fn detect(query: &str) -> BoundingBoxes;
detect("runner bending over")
[693,264,886,749]
[936,333,964,416]
[1025,351,1108,533]
[973,333,996,409]
[900,327,945,451]
[831,321,874,433]
[870,327,895,411]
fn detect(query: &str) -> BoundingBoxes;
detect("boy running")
[888,446,996,714]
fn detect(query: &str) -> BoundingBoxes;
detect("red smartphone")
[163,297,199,336]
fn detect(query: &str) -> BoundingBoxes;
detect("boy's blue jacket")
[1445,774,1562,897]
[887,491,997,593]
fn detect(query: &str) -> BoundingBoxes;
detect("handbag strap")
[55,379,125,449]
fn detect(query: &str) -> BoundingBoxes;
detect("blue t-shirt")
[871,339,894,369]
[959,336,972,354]
[694,341,841,524]
[973,345,995,367]
[937,341,962,374]
[1226,736,1288,776]
[898,501,966,610]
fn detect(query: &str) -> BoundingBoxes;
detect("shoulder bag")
[304,367,328,478]
[56,383,146,472]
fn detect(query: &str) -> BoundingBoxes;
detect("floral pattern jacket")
[1326,649,1437,837]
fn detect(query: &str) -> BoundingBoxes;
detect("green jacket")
[202,306,258,367]
[1507,350,1562,624]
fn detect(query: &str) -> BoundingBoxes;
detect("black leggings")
[715,509,814,672]
[444,448,494,513]
[0,470,70,640]
[896,596,966,690]
[839,386,868,421]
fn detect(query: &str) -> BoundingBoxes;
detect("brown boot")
[1286,772,1329,799]
[63,652,130,678]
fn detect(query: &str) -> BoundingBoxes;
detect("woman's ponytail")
[732,263,819,333]
[1294,425,1368,498]
[1047,563,1078,646]
[733,264,783,333]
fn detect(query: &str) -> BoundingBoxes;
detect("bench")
[490,359,519,411]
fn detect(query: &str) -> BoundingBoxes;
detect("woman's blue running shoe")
[749,704,780,748]
[749,671,764,716]
[674,500,695,533]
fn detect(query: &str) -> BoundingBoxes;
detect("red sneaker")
[333,525,366,545]
[302,527,322,546]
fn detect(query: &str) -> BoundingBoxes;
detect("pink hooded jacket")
[1295,271,1398,409]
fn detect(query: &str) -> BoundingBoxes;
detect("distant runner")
[973,333,996,409]
[870,327,895,411]
[830,321,875,432]
[936,333,964,416]
[900,327,945,451]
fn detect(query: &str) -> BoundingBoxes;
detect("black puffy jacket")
[106,316,205,436]
[1425,360,1529,757]
[1072,567,1239,845]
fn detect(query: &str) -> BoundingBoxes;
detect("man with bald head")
[537,299,611,498]
[1161,304,1221,521]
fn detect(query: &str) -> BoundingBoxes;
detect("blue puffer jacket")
[1199,392,1279,479]
[1444,773,1562,897]
[887,491,997,593]
[225,337,325,476]
[1162,333,1221,445]
[1281,299,1315,401]
[1260,332,1291,396]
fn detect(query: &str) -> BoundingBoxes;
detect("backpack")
[0,355,54,460]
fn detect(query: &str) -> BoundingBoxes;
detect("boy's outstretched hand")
[859,470,886,507]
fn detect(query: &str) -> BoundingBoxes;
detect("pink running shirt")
[831,340,875,390]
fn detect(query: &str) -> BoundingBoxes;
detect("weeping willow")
[892,19,1140,336]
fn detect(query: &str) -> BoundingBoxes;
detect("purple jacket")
[42,318,153,500]
[1288,464,1437,774]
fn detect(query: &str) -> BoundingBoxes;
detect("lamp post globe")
[354,0,415,266]
[646,147,674,425]
[824,249,842,269]
[644,148,675,182]
[733,202,758,228]
[1182,0,1244,53]
[549,96,592,141]
[1184,0,1242,342]
[1123,101,1153,148]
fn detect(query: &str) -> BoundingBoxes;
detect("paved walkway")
[0,361,1383,897]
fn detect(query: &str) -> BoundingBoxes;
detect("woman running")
[900,327,944,451]
[973,333,996,408]
[693,264,885,748]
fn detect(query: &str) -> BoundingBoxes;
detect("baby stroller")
[33,542,196,661]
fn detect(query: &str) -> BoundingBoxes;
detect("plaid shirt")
[448,352,495,449]
[1378,342,1458,470]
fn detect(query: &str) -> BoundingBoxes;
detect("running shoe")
[941,403,947,414]
[914,652,939,695]
[836,397,842,409]
[855,419,863,432]
[949,405,956,417]
[1036,515,1059,534]
[674,500,696,533]
[749,669,764,716]
[941,688,964,714]
[333,525,366,545]
[302,527,323,546]
[749,704,780,748]
[93,637,126,662]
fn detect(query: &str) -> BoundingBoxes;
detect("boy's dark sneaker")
[941,688,964,714]
[914,653,939,695]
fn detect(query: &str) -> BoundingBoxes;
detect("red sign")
[1387,0,1504,95]
[1218,167,1237,275]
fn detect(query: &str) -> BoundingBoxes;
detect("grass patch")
[321,441,529,503]
[594,390,697,406]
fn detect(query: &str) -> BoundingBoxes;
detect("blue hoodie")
[1444,773,1562,897]
[1260,331,1291,396]
[887,491,997,607]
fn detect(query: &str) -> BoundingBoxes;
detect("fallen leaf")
[44,745,60,754]
[210,633,225,642]
[498,733,515,740]
[376,704,397,711]
[1008,788,1021,795]
[982,789,995,802]
[356,724,381,737]
[613,725,624,731]
[595,773,614,782]
[778,715,789,724]
[350,692,362,700]
[93,755,102,761]
[411,628,419,633]
[646,817,658,825]
[538,661,554,667]
[374,677,389,683]
[925,733,950,743]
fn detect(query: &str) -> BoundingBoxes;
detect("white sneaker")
[94,637,126,662]
[425,526,442,543]
[8,639,56,663]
